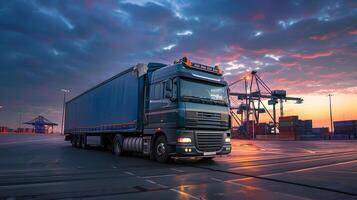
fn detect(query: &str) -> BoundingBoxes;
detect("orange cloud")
[290,51,333,59]
[349,29,357,35]
[280,61,298,67]
[252,12,265,20]
[309,32,337,41]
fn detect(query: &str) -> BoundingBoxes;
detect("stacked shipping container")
[312,127,329,136]
[16,128,35,134]
[334,120,357,139]
[278,116,314,140]
[0,126,10,133]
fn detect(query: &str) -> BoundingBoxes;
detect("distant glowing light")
[265,54,281,61]
[176,30,193,36]
[162,44,176,50]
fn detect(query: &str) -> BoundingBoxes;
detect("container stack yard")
[278,116,305,140]
[16,128,35,134]
[333,120,357,139]
[0,126,11,133]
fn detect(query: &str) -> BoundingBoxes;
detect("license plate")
[203,152,216,156]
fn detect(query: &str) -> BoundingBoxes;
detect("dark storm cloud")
[0,0,356,128]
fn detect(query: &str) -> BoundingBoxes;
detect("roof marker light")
[215,65,223,75]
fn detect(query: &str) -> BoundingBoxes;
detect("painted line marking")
[140,174,177,179]
[326,170,357,174]
[170,168,184,173]
[227,159,357,183]
[145,179,167,188]
[0,138,63,146]
[169,188,203,200]
[228,152,357,170]
[264,159,357,177]
[210,178,310,200]
[124,171,135,176]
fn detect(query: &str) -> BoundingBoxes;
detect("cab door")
[146,82,164,129]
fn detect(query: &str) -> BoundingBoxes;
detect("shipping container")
[65,67,143,133]
[312,127,329,135]
[279,116,299,122]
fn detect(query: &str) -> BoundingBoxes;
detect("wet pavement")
[0,134,356,200]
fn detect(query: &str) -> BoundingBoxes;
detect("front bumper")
[175,143,231,157]
[172,129,232,157]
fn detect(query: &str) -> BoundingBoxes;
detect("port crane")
[229,70,303,134]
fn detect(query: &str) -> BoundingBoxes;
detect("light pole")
[61,89,70,135]
[328,94,333,140]
[0,106,3,127]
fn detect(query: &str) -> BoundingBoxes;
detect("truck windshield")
[180,79,228,106]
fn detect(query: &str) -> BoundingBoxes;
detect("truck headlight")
[225,137,231,143]
[177,137,192,143]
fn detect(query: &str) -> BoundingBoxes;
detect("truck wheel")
[73,135,78,147]
[113,135,124,156]
[78,135,83,148]
[80,135,87,149]
[154,135,170,163]
[71,135,76,147]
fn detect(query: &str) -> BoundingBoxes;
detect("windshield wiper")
[181,95,203,103]
[182,96,227,106]
[201,97,228,106]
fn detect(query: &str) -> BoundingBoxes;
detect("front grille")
[197,111,221,120]
[186,111,228,128]
[195,132,223,152]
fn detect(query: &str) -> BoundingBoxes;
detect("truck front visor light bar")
[177,137,192,143]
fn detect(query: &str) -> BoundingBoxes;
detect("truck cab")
[145,57,231,162]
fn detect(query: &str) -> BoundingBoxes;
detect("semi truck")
[64,57,231,162]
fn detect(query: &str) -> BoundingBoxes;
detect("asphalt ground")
[0,134,356,200]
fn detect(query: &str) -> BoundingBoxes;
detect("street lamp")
[328,94,333,140]
[61,89,70,135]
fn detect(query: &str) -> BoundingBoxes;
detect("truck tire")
[78,135,83,148]
[71,135,76,147]
[113,135,124,156]
[72,135,78,147]
[74,135,79,147]
[154,135,170,163]
[80,135,87,149]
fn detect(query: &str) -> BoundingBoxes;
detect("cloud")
[289,51,333,59]
[0,0,356,128]
[176,30,193,36]
[162,44,176,50]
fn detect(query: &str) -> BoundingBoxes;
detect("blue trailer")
[65,58,231,162]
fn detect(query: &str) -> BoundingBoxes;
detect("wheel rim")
[156,143,166,156]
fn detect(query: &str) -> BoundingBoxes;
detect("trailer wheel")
[80,135,87,149]
[78,135,83,148]
[71,135,76,147]
[113,135,124,156]
[154,135,170,163]
[74,135,79,147]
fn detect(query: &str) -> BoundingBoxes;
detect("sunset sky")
[0,0,356,131]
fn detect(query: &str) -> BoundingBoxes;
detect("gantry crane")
[229,70,303,134]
